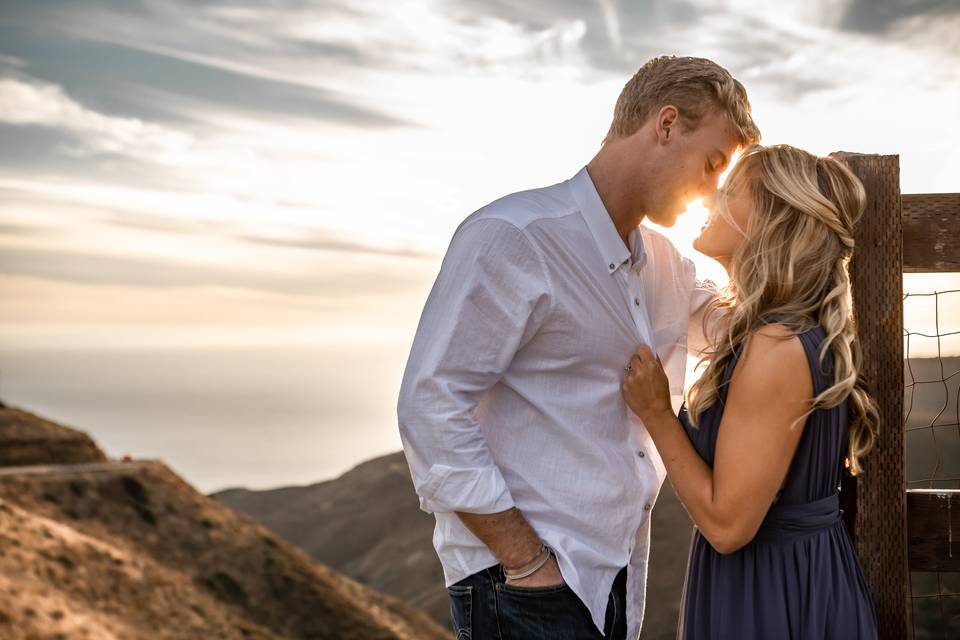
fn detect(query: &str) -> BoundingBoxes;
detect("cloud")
[6,0,957,116]
[0,55,27,71]
[839,0,960,33]
[10,0,601,88]
[0,21,411,129]
[0,123,95,168]
[1,0,958,307]
[0,245,431,300]
[0,66,412,208]
[235,232,437,259]
[98,211,438,259]
[0,123,193,191]
[0,75,195,158]
[0,223,45,237]
[446,0,701,73]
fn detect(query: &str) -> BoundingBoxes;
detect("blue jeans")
[447,563,627,640]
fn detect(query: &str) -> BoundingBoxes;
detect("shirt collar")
[568,166,646,275]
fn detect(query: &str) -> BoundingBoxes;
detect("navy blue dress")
[676,318,878,639]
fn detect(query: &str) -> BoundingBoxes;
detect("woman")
[621,144,879,639]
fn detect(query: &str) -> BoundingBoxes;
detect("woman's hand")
[621,344,674,427]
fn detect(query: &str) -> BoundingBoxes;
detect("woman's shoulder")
[726,323,812,404]
[745,314,833,387]
[731,315,822,375]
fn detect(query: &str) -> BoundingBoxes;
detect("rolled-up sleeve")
[397,217,552,514]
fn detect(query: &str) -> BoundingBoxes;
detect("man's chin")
[647,210,679,228]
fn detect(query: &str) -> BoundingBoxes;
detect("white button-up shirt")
[397,166,717,639]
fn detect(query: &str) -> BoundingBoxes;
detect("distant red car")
[121,454,133,462]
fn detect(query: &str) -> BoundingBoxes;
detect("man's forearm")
[455,507,542,567]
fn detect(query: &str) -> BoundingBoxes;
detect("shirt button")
[634,297,641,306]
[637,450,645,458]
[609,263,616,270]
[644,503,652,511]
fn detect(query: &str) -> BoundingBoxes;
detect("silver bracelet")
[502,542,546,571]
[503,546,553,580]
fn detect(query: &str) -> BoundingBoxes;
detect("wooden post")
[832,152,910,638]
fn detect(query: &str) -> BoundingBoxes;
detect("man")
[397,56,760,640]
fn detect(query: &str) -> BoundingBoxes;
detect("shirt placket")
[616,259,656,351]
[615,256,659,560]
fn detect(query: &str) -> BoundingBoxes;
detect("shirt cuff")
[416,463,516,515]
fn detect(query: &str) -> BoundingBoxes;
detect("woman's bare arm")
[622,323,812,554]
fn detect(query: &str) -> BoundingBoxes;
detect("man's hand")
[455,507,565,587]
[504,553,565,588]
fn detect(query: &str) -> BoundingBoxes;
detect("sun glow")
[654,151,743,286]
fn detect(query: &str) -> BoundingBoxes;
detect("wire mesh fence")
[903,288,960,639]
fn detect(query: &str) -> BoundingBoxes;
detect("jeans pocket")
[447,584,473,640]
[496,582,597,640]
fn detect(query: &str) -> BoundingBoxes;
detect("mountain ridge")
[0,404,448,640]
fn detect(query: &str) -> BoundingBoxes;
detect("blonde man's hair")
[603,55,761,147]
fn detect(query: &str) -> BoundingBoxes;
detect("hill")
[0,403,107,466]
[0,405,447,640]
[213,452,449,621]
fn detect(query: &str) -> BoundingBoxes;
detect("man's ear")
[655,105,680,145]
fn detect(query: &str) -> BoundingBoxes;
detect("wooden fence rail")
[907,489,960,573]
[902,193,960,272]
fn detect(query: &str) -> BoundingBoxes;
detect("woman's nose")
[702,188,719,210]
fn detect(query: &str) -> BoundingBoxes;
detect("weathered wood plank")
[834,152,910,639]
[907,489,960,572]
[902,193,960,273]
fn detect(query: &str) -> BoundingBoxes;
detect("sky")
[0,0,958,492]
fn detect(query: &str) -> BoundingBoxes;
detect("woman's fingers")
[634,344,655,360]
[627,344,657,374]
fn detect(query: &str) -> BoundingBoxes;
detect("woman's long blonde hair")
[686,144,880,475]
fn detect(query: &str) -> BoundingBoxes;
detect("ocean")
[0,341,410,494]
